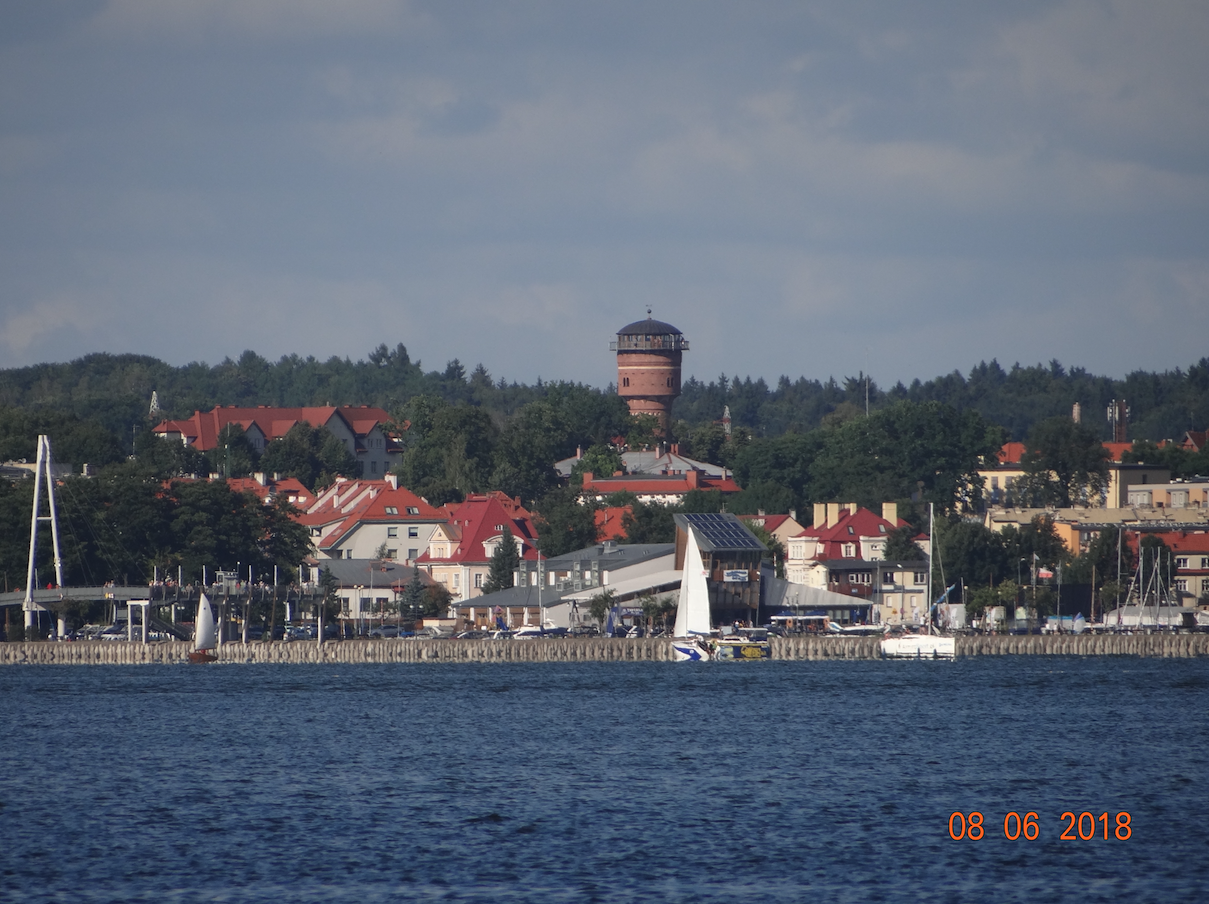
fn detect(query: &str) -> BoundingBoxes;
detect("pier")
[3,633,1209,665]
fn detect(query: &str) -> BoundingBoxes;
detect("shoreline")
[2,633,1208,664]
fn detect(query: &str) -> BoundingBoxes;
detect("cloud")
[84,0,430,43]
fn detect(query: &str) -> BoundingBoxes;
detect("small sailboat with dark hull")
[188,593,218,664]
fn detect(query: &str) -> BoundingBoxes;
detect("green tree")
[481,536,520,594]
[534,485,600,557]
[401,566,426,625]
[620,499,677,543]
[586,588,615,628]
[569,444,624,485]
[260,422,357,490]
[1015,416,1110,507]
[883,525,926,562]
[744,521,784,578]
[207,423,259,478]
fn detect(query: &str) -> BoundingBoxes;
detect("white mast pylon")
[24,435,65,636]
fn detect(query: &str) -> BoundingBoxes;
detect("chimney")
[254,472,266,486]
[582,472,594,487]
[814,503,826,527]
[576,445,582,460]
[827,503,840,527]
[789,508,797,523]
[687,470,700,489]
[882,502,898,525]
[670,443,680,455]
[385,473,398,490]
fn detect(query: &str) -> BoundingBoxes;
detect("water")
[1,658,1206,903]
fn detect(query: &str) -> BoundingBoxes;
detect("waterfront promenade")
[2,633,1209,665]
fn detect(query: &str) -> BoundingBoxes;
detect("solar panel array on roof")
[678,512,766,551]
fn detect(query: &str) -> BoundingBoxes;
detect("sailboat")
[188,592,218,664]
[880,505,955,661]
[671,527,715,661]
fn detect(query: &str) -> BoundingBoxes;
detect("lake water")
[1,658,1206,903]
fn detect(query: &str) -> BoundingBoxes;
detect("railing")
[610,336,689,352]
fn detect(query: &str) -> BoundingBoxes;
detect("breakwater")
[2,633,1208,665]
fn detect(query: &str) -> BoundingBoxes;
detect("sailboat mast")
[927,503,934,635]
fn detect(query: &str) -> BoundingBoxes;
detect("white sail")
[194,592,217,651]
[674,527,713,637]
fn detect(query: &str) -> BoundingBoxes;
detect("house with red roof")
[579,468,741,505]
[738,512,805,549]
[153,405,401,478]
[784,503,933,625]
[225,473,316,510]
[300,475,446,563]
[416,492,540,602]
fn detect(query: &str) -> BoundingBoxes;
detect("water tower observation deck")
[611,315,688,433]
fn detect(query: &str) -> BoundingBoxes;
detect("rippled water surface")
[1,658,1207,902]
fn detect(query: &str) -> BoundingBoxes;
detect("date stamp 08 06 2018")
[948,811,1132,841]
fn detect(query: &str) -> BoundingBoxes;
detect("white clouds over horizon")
[1,1,1206,388]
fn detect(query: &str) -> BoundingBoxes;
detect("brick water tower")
[611,312,688,434]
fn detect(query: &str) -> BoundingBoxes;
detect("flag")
[1038,567,1054,580]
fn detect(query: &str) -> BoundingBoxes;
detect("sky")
[2,1,1207,392]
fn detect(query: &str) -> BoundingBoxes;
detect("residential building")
[979,442,1170,509]
[153,405,402,477]
[986,505,1209,556]
[579,468,741,505]
[301,475,446,562]
[416,492,540,603]
[555,445,727,479]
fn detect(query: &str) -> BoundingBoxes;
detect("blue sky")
[2,1,1207,390]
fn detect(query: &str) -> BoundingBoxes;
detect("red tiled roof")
[792,506,911,562]
[153,405,393,451]
[302,478,444,551]
[581,471,741,496]
[595,506,632,542]
[997,442,1026,464]
[416,494,539,566]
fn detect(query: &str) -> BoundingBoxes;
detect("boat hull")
[188,650,218,664]
[671,639,712,662]
[880,636,955,660]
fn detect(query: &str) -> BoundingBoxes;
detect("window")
[1202,558,1209,570]
[345,550,353,559]
[623,377,630,387]
[408,548,418,561]
[842,543,856,558]
[1175,579,1188,592]
[452,573,459,588]
[847,526,854,534]
[387,527,398,538]
[371,461,378,473]
[1176,557,1188,569]
[1203,578,1209,594]
[386,548,397,559]
[913,572,927,584]
[883,573,896,585]
[407,506,420,515]
[474,573,483,588]
[408,527,419,538]
[878,524,886,533]
[385,506,398,515]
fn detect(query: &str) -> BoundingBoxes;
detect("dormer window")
[878,524,886,533]
[385,506,398,515]
[408,507,420,515]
